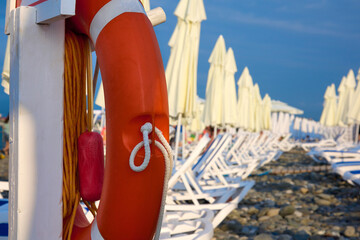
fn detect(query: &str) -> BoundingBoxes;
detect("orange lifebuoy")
[67,0,169,239]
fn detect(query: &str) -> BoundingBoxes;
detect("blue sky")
[1,0,360,120]
[0,2,7,118]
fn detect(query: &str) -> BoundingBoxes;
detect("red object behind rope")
[78,131,104,202]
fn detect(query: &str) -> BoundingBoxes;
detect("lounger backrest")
[225,133,247,161]
[192,134,223,173]
[194,134,233,180]
[167,135,211,189]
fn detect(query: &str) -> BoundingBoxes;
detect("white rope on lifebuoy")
[129,122,173,239]
[153,140,171,240]
[129,123,172,173]
[154,127,173,173]
[129,122,153,172]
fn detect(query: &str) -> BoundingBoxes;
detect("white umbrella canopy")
[253,83,262,132]
[140,0,150,11]
[271,112,278,131]
[301,118,310,138]
[262,94,272,130]
[282,113,291,134]
[222,47,238,127]
[292,117,302,139]
[348,68,360,124]
[323,84,337,126]
[293,117,301,131]
[334,76,346,124]
[1,37,10,95]
[166,0,206,122]
[319,86,330,125]
[275,112,285,134]
[189,96,205,132]
[203,35,226,127]
[237,67,254,131]
[335,70,356,126]
[271,100,303,115]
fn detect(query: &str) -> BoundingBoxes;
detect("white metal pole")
[173,113,182,165]
[214,125,217,138]
[182,124,186,159]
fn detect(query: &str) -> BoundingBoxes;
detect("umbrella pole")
[356,123,359,144]
[182,124,186,158]
[214,125,217,138]
[173,113,182,166]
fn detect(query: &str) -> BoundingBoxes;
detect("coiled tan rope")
[63,30,97,240]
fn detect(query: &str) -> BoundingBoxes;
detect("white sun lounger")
[160,209,214,240]
[166,134,254,228]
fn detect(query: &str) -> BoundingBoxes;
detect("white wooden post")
[9,7,64,239]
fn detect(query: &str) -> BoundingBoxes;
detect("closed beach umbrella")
[189,96,205,132]
[324,84,337,126]
[203,35,226,127]
[271,112,278,132]
[165,0,206,159]
[335,76,346,125]
[248,84,256,132]
[222,47,238,127]
[1,37,9,95]
[282,113,291,135]
[166,0,206,122]
[276,112,285,134]
[348,68,360,124]
[293,117,302,139]
[335,70,356,126]
[320,86,330,125]
[237,67,254,131]
[262,94,272,130]
[253,83,262,132]
[140,0,150,11]
[301,118,309,138]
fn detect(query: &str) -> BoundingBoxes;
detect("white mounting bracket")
[19,0,75,24]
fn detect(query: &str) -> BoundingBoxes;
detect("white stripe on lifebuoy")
[91,218,104,240]
[90,0,145,44]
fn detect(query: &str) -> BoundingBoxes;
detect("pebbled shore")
[1,150,359,239]
[214,148,360,240]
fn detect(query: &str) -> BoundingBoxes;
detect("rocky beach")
[0,149,359,240]
[214,148,360,240]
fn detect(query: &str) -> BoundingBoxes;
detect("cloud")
[238,13,360,40]
[205,4,360,40]
[231,13,341,36]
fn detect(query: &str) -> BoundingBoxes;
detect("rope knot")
[141,122,153,134]
[129,122,173,173]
